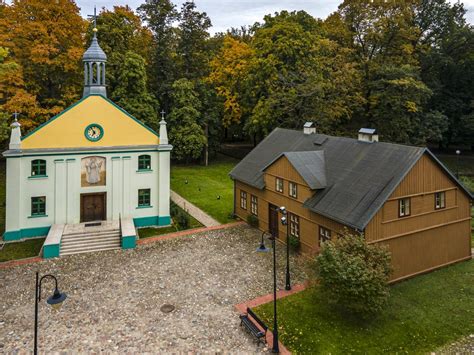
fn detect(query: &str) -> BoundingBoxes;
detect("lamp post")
[34,272,67,355]
[279,207,291,291]
[456,150,461,179]
[257,234,280,353]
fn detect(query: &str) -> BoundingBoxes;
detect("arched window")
[31,159,46,177]
[138,155,151,171]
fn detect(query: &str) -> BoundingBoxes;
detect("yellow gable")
[22,95,159,149]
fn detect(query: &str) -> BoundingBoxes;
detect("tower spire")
[83,6,107,97]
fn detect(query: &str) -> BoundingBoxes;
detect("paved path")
[0,225,309,353]
[170,190,220,227]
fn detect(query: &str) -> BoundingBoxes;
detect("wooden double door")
[80,192,106,222]
[268,204,279,238]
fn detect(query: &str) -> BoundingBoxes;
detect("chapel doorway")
[80,192,106,222]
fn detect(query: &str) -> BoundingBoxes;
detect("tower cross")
[160,110,166,120]
[87,6,97,29]
[13,112,19,121]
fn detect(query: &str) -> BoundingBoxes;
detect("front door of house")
[269,204,279,238]
[80,192,106,222]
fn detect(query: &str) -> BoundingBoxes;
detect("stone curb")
[0,256,43,270]
[137,221,246,245]
[235,283,308,355]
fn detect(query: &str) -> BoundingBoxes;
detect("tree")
[110,51,159,130]
[138,0,179,110]
[244,11,362,139]
[208,35,254,128]
[0,0,85,124]
[168,79,206,161]
[368,64,447,144]
[316,230,392,318]
[177,1,212,80]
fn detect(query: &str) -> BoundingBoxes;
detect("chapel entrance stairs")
[60,220,121,256]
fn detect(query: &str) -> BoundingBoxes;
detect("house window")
[319,226,331,245]
[240,191,247,210]
[31,159,46,176]
[31,196,46,216]
[276,178,284,193]
[251,195,258,216]
[138,189,151,207]
[289,213,300,238]
[289,182,297,198]
[435,191,446,209]
[138,155,151,170]
[399,198,411,217]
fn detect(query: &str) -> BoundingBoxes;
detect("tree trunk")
[204,122,209,167]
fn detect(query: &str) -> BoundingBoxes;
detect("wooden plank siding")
[234,156,350,255]
[365,154,472,281]
[233,152,472,282]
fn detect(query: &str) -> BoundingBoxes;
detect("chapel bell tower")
[83,7,107,98]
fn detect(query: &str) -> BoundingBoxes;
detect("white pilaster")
[5,158,22,232]
[112,157,121,220]
[66,159,77,224]
[54,159,67,224]
[158,151,170,218]
[122,156,131,218]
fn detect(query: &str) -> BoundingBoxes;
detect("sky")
[77,0,474,34]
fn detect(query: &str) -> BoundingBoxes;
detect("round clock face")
[85,124,104,142]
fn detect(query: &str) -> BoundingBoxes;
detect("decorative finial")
[160,110,166,121]
[13,112,19,122]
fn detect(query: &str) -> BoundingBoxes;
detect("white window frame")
[435,191,446,210]
[250,195,258,216]
[276,178,284,193]
[289,213,300,238]
[289,181,298,198]
[399,198,411,217]
[240,191,247,210]
[319,226,331,245]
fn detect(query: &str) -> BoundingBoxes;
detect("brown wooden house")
[230,125,472,282]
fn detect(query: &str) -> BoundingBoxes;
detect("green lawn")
[170,155,238,224]
[0,238,44,262]
[255,260,474,354]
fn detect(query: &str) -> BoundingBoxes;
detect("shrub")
[288,235,300,252]
[170,201,180,218]
[316,230,392,318]
[247,214,259,228]
[175,209,190,229]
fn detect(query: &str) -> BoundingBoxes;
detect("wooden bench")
[239,307,268,346]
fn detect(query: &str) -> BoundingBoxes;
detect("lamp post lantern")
[34,272,67,355]
[257,234,280,353]
[279,206,291,291]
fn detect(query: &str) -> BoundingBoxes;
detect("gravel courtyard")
[0,225,309,353]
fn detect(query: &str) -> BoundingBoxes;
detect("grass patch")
[0,238,44,262]
[255,260,474,354]
[137,203,203,239]
[170,154,238,224]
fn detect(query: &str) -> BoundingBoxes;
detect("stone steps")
[60,229,121,256]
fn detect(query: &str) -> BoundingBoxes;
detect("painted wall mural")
[81,156,106,187]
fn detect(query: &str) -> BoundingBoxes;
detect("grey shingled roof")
[263,151,327,190]
[229,128,472,230]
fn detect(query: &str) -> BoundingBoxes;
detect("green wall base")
[133,215,171,228]
[122,235,136,249]
[43,244,60,258]
[3,226,51,241]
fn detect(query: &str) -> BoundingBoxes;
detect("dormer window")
[31,159,46,177]
[289,182,297,199]
[276,178,284,193]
